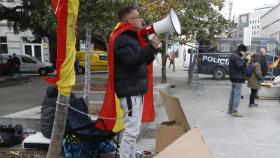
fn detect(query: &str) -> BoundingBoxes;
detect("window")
[0,37,8,54]
[24,45,32,56]
[218,42,234,53]
[266,42,276,53]
[22,57,37,63]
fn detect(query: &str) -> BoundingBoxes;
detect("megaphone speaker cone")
[170,8,181,34]
[139,8,181,37]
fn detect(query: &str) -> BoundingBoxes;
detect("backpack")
[41,86,76,139]
[245,63,254,77]
[0,124,23,147]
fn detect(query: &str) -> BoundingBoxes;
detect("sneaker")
[249,104,254,108]
[231,112,243,117]
[227,110,233,114]
[254,103,259,107]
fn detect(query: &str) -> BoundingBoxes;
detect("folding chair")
[64,97,120,158]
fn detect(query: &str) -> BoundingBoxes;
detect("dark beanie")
[237,44,247,52]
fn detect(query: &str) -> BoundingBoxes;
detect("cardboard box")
[155,128,213,158]
[159,91,191,132]
[155,122,186,152]
[156,91,191,152]
[259,84,280,99]
[157,91,213,157]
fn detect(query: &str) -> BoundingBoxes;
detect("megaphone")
[139,8,181,38]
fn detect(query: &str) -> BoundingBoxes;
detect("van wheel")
[39,68,47,76]
[78,66,85,74]
[213,67,225,80]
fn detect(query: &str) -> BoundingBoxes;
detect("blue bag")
[63,139,99,158]
[246,63,254,77]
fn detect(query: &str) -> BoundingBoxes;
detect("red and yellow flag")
[269,56,280,68]
[97,23,155,132]
[44,0,79,96]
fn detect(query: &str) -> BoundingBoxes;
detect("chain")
[56,101,131,120]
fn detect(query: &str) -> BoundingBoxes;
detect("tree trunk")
[46,94,69,158]
[173,58,175,72]
[187,49,194,86]
[161,35,168,83]
[84,24,92,105]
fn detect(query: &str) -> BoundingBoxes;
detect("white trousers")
[119,95,143,158]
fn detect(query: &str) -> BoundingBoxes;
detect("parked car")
[0,54,54,76]
[76,50,108,74]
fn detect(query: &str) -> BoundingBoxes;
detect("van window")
[217,42,235,53]
[266,42,276,53]
[22,57,37,63]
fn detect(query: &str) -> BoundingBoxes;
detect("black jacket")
[259,54,268,76]
[229,51,248,83]
[114,30,157,98]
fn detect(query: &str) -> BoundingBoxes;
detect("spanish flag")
[269,57,280,68]
[44,0,79,97]
[97,22,155,132]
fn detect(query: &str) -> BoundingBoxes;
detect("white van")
[0,54,54,75]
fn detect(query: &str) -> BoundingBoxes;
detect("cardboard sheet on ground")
[155,128,213,158]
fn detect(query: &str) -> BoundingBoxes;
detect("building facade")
[233,4,274,39]
[260,3,280,41]
[0,0,50,62]
[249,5,274,38]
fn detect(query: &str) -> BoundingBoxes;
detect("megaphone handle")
[147,34,155,40]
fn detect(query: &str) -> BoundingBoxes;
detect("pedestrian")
[110,6,160,158]
[227,44,248,117]
[247,53,262,107]
[257,48,268,81]
[6,56,13,75]
[168,52,175,68]
[12,53,21,78]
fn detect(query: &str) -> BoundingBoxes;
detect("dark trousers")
[250,89,258,104]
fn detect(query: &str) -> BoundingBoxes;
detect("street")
[0,76,49,116]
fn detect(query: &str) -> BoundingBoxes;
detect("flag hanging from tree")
[44,0,79,96]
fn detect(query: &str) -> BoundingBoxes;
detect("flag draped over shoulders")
[44,0,79,97]
[97,22,155,132]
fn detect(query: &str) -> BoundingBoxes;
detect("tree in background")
[0,0,136,63]
[137,0,234,82]
[0,0,234,81]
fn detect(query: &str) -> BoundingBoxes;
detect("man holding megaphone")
[98,6,160,158]
[114,6,161,158]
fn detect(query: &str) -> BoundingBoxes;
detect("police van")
[197,37,280,80]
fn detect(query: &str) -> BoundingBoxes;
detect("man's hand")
[150,35,161,49]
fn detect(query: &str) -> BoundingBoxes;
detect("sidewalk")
[149,66,280,158]
[1,66,279,158]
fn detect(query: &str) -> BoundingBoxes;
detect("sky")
[222,0,279,19]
